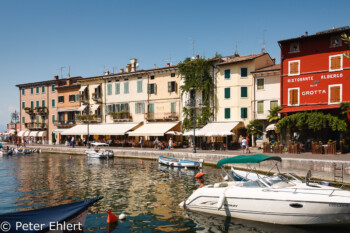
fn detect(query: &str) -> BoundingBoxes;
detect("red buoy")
[107,209,118,223]
[141,160,144,165]
[70,155,72,159]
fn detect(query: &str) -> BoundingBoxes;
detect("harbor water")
[0,153,349,233]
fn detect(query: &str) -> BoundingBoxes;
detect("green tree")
[247,120,263,146]
[267,106,283,123]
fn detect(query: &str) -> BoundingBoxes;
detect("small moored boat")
[0,196,103,233]
[158,156,202,168]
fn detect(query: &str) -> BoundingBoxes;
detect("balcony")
[80,94,89,104]
[144,112,179,122]
[91,93,102,103]
[76,114,102,123]
[24,108,35,115]
[25,122,47,130]
[35,107,48,115]
[54,120,77,128]
[110,112,132,122]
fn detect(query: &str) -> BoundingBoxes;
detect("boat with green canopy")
[217,154,282,167]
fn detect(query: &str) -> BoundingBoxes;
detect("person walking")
[241,137,247,153]
[71,136,75,148]
[168,138,173,150]
[238,135,243,150]
[140,137,143,149]
[246,136,251,153]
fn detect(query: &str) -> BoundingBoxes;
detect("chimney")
[120,68,124,73]
[130,58,137,72]
[126,64,131,73]
[67,79,71,86]
[54,75,59,80]
[272,58,276,63]
[167,63,171,67]
[104,70,110,75]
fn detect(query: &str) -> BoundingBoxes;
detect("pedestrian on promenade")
[71,136,75,148]
[238,135,243,149]
[246,136,251,153]
[242,137,247,153]
[140,137,143,149]
[168,138,173,150]
[154,137,159,149]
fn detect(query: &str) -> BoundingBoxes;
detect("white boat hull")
[183,183,350,225]
[85,149,114,158]
[158,156,201,168]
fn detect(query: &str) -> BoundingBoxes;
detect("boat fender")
[119,212,126,220]
[217,192,226,210]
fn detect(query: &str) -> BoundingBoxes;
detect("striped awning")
[128,122,180,137]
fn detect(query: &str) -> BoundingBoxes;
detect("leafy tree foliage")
[267,106,283,123]
[247,120,263,137]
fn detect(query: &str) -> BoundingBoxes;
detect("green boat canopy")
[217,154,282,167]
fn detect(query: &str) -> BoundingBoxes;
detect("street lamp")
[186,97,202,153]
[11,110,19,144]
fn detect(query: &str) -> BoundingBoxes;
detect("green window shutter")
[36,87,39,94]
[241,87,248,98]
[76,94,80,101]
[31,101,34,109]
[52,99,55,107]
[154,84,157,94]
[31,88,34,94]
[36,101,39,107]
[135,103,138,114]
[51,85,55,92]
[142,103,145,113]
[147,84,150,94]
[149,103,154,113]
[107,84,112,95]
[124,82,129,94]
[42,86,45,93]
[224,88,230,99]
[42,115,45,123]
[168,82,171,92]
[224,69,230,79]
[115,83,120,94]
[22,102,25,109]
[241,107,248,118]
[257,101,264,114]
[270,101,278,110]
[36,116,40,122]
[171,102,176,113]
[241,68,248,77]
[22,89,25,95]
[225,108,231,119]
[42,100,45,107]
[52,115,55,123]
[257,79,264,90]
[137,80,142,93]
[22,117,25,123]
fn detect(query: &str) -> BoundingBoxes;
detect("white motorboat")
[85,147,114,158]
[15,147,31,154]
[158,156,203,168]
[181,154,350,225]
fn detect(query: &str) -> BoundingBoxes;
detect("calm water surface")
[0,153,349,233]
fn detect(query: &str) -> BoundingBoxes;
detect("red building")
[278,26,350,113]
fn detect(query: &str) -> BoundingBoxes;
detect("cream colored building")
[215,53,275,127]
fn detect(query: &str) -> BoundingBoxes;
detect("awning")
[18,131,26,137]
[90,104,100,112]
[90,83,102,89]
[23,131,31,137]
[266,124,276,131]
[79,85,87,92]
[128,122,180,137]
[53,129,68,134]
[183,128,203,136]
[78,105,87,111]
[279,104,340,113]
[29,131,39,137]
[57,108,80,112]
[61,122,142,136]
[200,121,241,136]
[38,131,47,137]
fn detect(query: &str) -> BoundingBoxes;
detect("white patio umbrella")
[166,131,183,136]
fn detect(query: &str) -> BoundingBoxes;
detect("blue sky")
[0,0,349,130]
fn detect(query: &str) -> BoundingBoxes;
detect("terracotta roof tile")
[252,64,281,73]
[217,53,266,66]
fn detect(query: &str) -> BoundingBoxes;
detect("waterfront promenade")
[6,142,350,183]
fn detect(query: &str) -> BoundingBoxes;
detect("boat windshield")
[261,178,295,188]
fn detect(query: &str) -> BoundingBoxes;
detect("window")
[22,117,25,124]
[31,87,34,95]
[36,101,39,107]
[225,108,231,119]
[69,95,76,102]
[290,42,300,52]
[22,102,25,109]
[135,103,145,114]
[137,80,143,93]
[241,107,248,119]
[288,60,300,76]
[241,86,248,98]
[31,101,34,109]
[241,68,248,78]
[148,103,155,113]
[115,83,120,95]
[329,84,342,104]
[42,100,45,107]
[42,85,45,93]
[22,88,25,96]
[148,84,156,94]
[168,81,177,93]
[52,99,55,108]
[288,88,299,106]
[150,75,155,80]
[124,82,129,94]
[224,87,230,99]
[30,115,34,122]
[41,115,45,123]
[330,36,342,47]
[270,100,278,110]
[36,115,40,123]
[171,102,176,113]
[36,87,39,94]
[58,96,64,103]
[224,69,230,79]
[171,73,176,77]
[257,78,264,90]
[329,55,342,71]
[257,101,264,114]
[52,115,55,123]
[51,84,55,92]
[107,84,112,95]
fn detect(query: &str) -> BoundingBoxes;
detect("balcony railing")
[76,115,102,123]
[80,94,89,104]
[111,112,132,122]
[91,93,102,102]
[35,107,48,115]
[25,122,47,130]
[24,108,35,115]
[144,112,179,121]
[54,120,76,127]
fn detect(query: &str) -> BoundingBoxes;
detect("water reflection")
[0,154,350,232]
